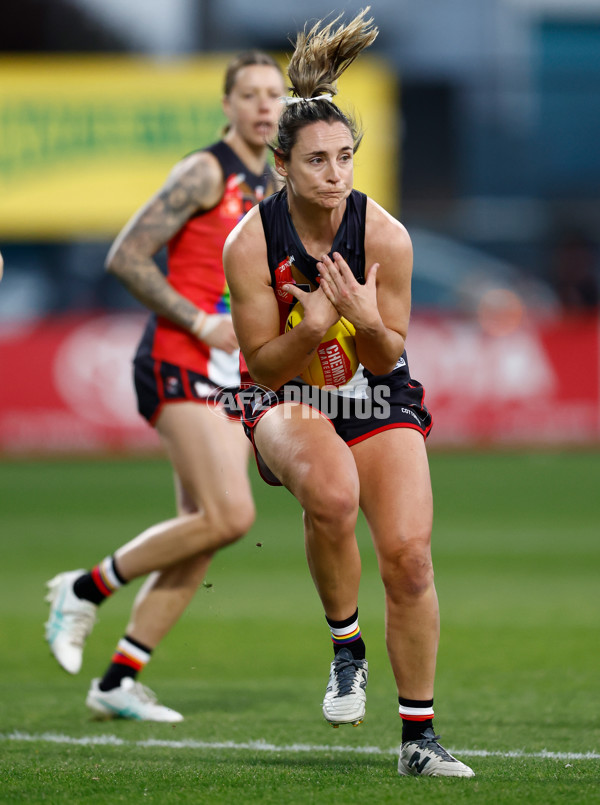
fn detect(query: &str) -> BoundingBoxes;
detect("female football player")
[45,51,285,722]
[223,9,474,778]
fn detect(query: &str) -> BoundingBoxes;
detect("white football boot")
[45,570,97,674]
[398,728,475,777]
[322,647,368,726]
[86,677,184,722]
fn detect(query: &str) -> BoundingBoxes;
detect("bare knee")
[208,496,256,548]
[177,495,255,555]
[301,479,359,536]
[380,539,434,600]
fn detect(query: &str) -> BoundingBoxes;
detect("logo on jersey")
[275,255,296,303]
[165,375,180,396]
[194,380,215,398]
[401,406,421,423]
[220,173,264,220]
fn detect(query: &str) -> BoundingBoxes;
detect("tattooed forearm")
[112,254,198,330]
[105,153,222,330]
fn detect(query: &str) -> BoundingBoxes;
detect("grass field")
[1,450,599,803]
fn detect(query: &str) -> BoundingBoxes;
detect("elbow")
[363,359,398,377]
[104,249,122,277]
[361,349,406,377]
[244,358,289,392]
[105,242,129,279]
[104,248,120,277]
[359,349,404,378]
[357,334,406,377]
[246,366,281,391]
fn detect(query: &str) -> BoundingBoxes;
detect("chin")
[318,195,346,207]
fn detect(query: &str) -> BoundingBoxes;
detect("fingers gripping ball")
[285,305,358,388]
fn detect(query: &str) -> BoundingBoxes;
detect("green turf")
[1,451,599,803]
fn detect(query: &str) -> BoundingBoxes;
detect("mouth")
[254,122,274,136]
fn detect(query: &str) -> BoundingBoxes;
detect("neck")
[224,130,267,175]
[287,192,346,254]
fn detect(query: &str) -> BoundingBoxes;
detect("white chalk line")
[1,732,599,762]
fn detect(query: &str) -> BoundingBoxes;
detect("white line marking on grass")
[1,732,599,761]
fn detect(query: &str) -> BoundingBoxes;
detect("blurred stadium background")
[1,4,599,799]
[1,0,599,452]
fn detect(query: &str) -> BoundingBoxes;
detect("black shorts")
[239,375,433,486]
[133,352,240,425]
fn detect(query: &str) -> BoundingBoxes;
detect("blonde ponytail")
[287,7,378,101]
[276,8,378,158]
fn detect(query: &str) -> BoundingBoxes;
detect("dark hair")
[275,8,378,159]
[223,50,283,96]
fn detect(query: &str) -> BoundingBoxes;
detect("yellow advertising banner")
[0,55,398,238]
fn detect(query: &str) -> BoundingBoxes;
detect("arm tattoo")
[107,157,220,330]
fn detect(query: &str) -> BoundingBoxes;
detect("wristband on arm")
[190,310,223,341]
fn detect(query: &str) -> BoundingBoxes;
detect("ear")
[274,150,287,177]
[222,94,231,119]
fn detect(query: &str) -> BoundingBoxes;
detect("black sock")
[333,637,366,660]
[98,635,152,692]
[326,610,366,660]
[73,555,126,605]
[399,696,434,742]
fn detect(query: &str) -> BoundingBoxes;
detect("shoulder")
[163,148,225,210]
[363,197,413,280]
[224,206,271,291]
[224,206,265,260]
[364,197,412,258]
[365,197,411,245]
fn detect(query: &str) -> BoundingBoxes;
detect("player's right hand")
[197,314,239,354]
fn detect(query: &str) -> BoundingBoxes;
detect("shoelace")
[332,656,366,697]
[130,682,159,705]
[411,729,455,761]
[64,608,96,645]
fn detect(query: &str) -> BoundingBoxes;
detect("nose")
[325,161,341,183]
[258,92,275,112]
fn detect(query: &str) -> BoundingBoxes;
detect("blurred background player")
[44,50,285,721]
[224,10,474,778]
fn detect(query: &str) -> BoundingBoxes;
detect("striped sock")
[326,609,366,660]
[73,555,126,605]
[399,696,435,742]
[98,635,152,692]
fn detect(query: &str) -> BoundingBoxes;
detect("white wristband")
[191,311,226,341]
[198,314,224,340]
[190,310,207,338]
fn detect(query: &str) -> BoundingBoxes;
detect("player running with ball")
[224,8,474,778]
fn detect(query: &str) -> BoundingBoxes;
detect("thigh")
[156,402,252,515]
[350,428,433,553]
[254,403,359,505]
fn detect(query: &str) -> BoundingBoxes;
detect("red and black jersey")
[136,141,275,384]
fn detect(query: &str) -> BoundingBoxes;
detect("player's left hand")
[317,252,380,330]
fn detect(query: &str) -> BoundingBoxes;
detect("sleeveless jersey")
[258,188,410,395]
[136,141,275,384]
